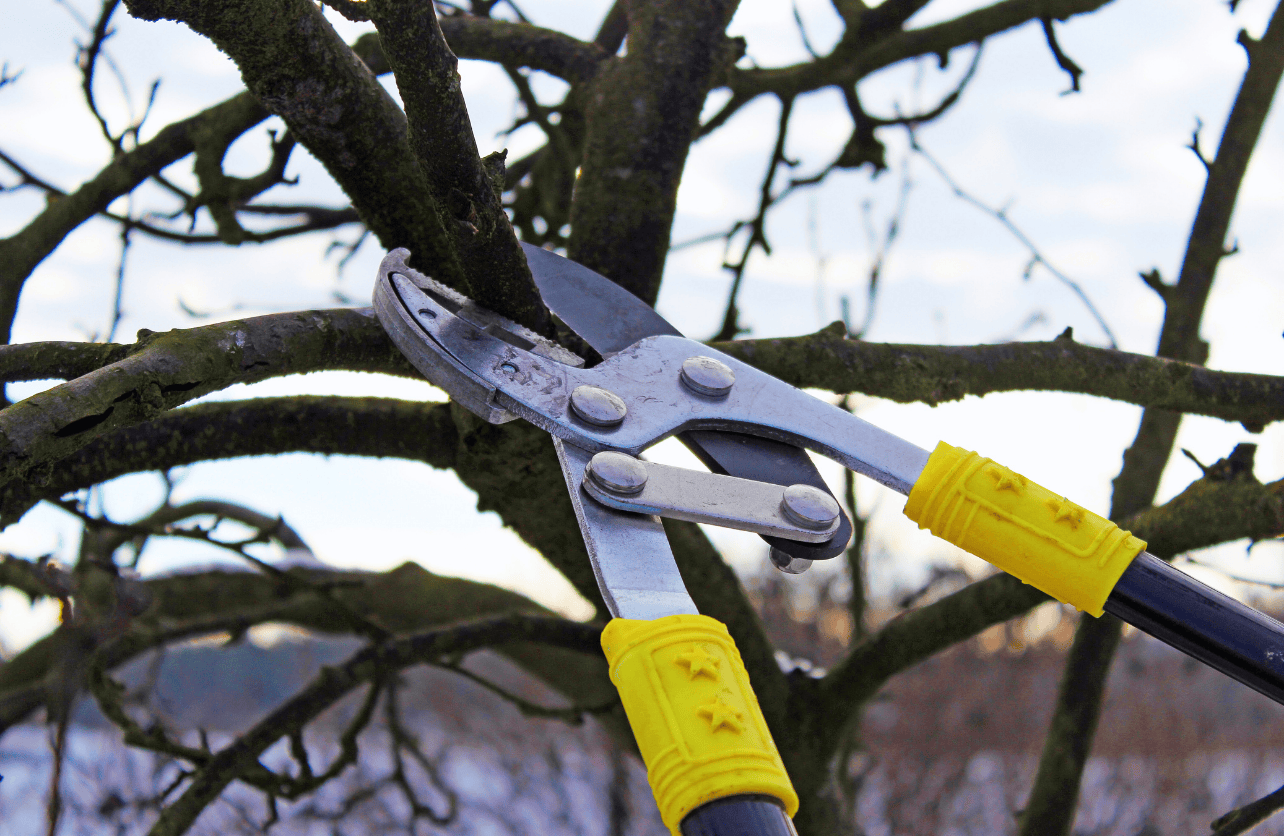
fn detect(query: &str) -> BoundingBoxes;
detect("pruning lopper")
[374,245,1284,836]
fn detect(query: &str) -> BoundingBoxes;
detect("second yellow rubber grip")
[600,614,797,835]
[904,442,1146,617]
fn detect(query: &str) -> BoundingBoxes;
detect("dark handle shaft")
[1105,551,1284,706]
[680,796,797,836]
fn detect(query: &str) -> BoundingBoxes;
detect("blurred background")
[2,0,1284,833]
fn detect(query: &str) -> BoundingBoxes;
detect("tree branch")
[716,327,1284,430]
[123,0,463,293]
[0,396,452,524]
[441,17,610,84]
[367,0,551,333]
[568,0,742,306]
[727,0,1111,104]
[0,92,267,342]
[1,562,616,738]
[1021,7,1284,831]
[0,309,416,510]
[139,614,601,836]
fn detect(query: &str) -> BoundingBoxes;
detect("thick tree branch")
[367,0,550,333]
[344,14,611,83]
[717,326,1284,430]
[123,0,463,292]
[568,0,742,306]
[4,311,1282,526]
[441,17,610,84]
[1022,7,1284,833]
[727,0,1111,104]
[0,309,416,510]
[0,341,132,384]
[0,396,452,524]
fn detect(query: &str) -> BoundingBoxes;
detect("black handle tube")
[680,796,798,836]
[1104,551,1284,706]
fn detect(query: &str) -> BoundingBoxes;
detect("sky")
[0,0,1282,651]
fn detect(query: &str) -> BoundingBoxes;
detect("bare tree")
[1,1,1283,835]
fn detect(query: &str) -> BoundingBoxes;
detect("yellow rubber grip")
[600,614,798,835]
[903,442,1146,617]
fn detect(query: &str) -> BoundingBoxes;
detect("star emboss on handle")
[696,698,744,733]
[1047,497,1085,528]
[675,646,720,680]
[987,467,1026,495]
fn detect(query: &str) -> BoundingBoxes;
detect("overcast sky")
[1,0,1282,650]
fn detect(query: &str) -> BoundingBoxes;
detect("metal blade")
[554,439,698,620]
[522,243,853,562]
[522,243,679,355]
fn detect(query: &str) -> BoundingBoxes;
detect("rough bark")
[568,0,742,305]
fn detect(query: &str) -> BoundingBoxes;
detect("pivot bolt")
[680,356,736,397]
[779,484,840,531]
[586,452,649,495]
[570,385,628,427]
[770,548,813,575]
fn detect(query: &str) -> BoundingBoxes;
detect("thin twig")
[1178,556,1284,590]
[1212,782,1284,836]
[106,210,132,343]
[1040,17,1084,94]
[435,659,617,723]
[909,131,1119,348]
[712,96,796,341]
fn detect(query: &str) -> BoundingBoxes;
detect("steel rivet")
[500,362,518,374]
[779,484,840,531]
[680,356,736,397]
[586,452,649,495]
[570,385,628,427]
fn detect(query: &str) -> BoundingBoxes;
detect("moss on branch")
[0,341,132,384]
[718,325,1284,430]
[0,309,414,512]
[124,0,462,287]
[367,0,551,333]
[568,0,741,305]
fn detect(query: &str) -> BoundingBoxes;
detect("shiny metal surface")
[779,485,841,531]
[582,455,843,544]
[586,451,649,495]
[769,548,813,575]
[570,385,629,427]
[388,273,930,493]
[519,243,853,564]
[554,439,698,620]
[679,356,735,397]
[521,242,681,355]
[373,249,581,425]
